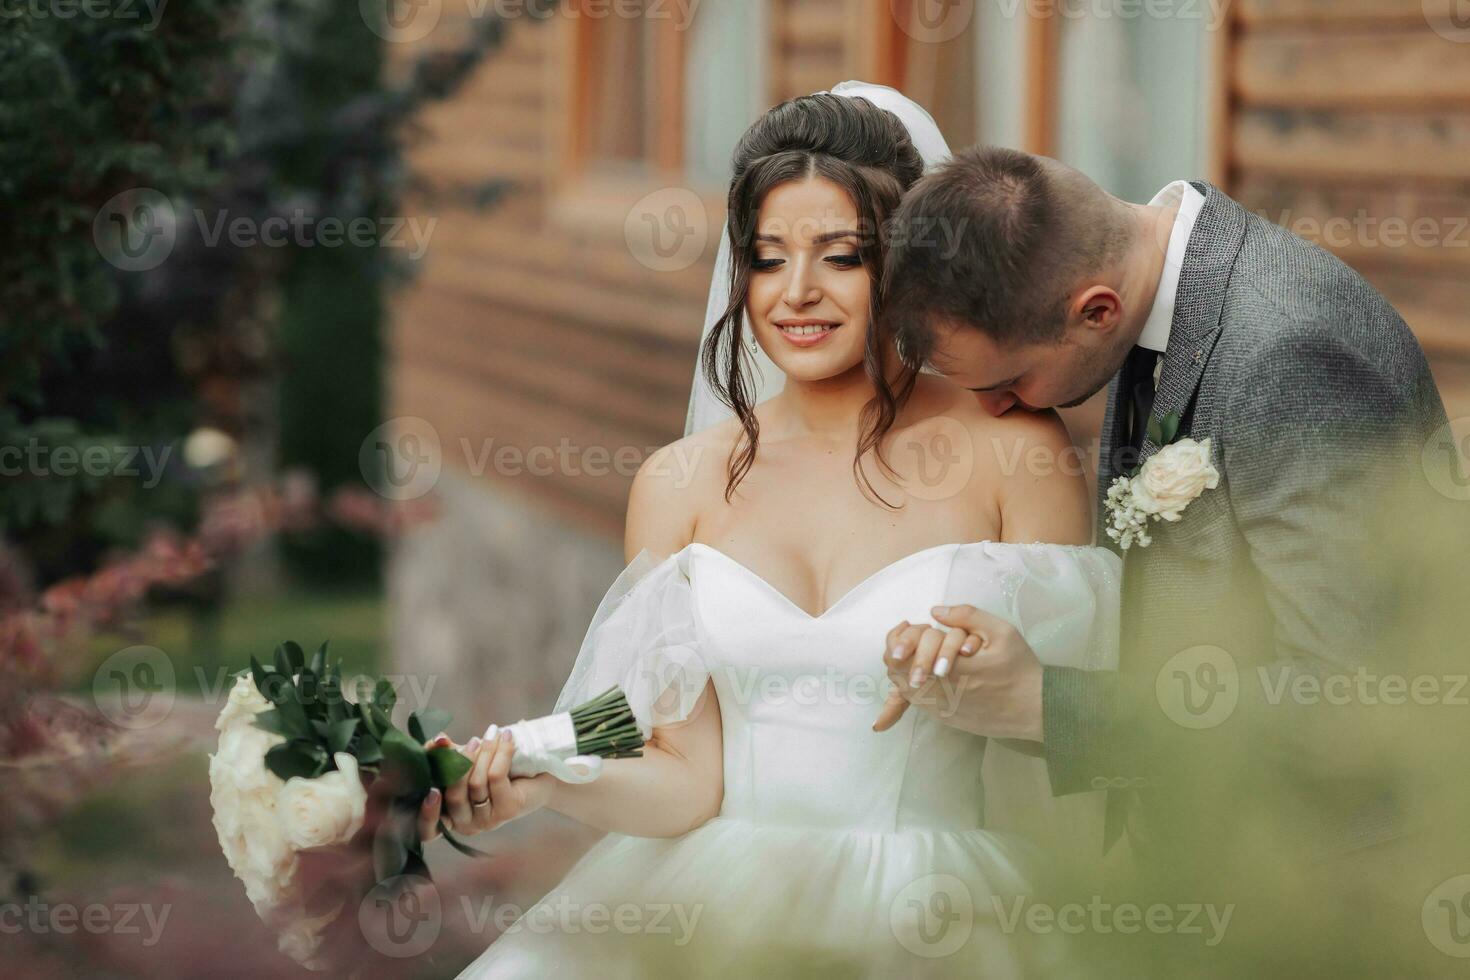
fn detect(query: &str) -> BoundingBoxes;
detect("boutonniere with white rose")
[1105,412,1220,551]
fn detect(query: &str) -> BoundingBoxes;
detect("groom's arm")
[1040,665,1129,795]
[1042,328,1446,796]
[1216,329,1444,774]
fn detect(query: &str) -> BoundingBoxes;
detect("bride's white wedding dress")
[460,540,1120,979]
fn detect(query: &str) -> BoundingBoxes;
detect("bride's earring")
[747,333,758,355]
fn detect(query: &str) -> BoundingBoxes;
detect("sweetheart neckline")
[687,541,968,621]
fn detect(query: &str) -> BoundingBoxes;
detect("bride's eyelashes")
[750,252,863,272]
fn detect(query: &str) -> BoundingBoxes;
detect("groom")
[873,148,1458,872]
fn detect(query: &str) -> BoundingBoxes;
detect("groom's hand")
[872,605,1045,743]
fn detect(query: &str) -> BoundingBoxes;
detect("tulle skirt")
[456,816,1073,979]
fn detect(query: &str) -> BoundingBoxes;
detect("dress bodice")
[689,542,992,832]
[557,540,1121,834]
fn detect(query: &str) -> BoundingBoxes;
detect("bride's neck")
[766,348,904,441]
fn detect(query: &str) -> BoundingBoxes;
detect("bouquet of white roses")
[209,641,642,969]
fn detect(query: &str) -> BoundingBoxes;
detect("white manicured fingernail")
[892,643,910,660]
[934,657,950,677]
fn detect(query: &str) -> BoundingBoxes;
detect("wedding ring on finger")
[471,797,491,810]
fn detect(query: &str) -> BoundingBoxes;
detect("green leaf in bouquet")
[251,656,288,705]
[273,644,295,682]
[409,708,452,746]
[369,703,394,738]
[327,717,359,754]
[276,683,311,737]
[438,823,489,859]
[428,744,472,788]
[298,664,323,712]
[355,732,383,765]
[379,728,432,797]
[401,849,431,882]
[357,701,382,740]
[326,682,348,724]
[373,677,397,713]
[309,642,328,678]
[265,740,326,781]
[252,709,290,737]
[372,808,410,882]
[279,641,306,675]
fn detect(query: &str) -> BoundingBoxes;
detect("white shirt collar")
[1136,180,1206,356]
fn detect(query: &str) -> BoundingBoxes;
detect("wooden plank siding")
[388,14,715,538]
[1218,0,1470,421]
[389,5,906,538]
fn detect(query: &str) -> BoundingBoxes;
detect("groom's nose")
[974,391,1018,417]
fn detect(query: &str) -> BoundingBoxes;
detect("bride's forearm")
[540,735,723,838]
[537,684,724,838]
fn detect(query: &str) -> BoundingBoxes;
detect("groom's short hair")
[882,146,1129,364]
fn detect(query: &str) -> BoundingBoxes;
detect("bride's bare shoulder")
[898,376,1091,544]
[625,420,738,560]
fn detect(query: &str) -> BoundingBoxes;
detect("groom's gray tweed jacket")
[1041,183,1455,857]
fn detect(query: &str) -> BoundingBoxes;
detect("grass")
[75,586,386,701]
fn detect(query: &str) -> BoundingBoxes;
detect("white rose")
[276,908,342,971]
[211,675,298,913]
[216,673,272,731]
[276,753,368,851]
[1130,437,1220,521]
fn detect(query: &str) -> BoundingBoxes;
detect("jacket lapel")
[1135,182,1248,467]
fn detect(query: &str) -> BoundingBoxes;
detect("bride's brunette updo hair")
[703,93,925,502]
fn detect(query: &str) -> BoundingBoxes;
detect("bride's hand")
[417,731,552,840]
[872,606,1045,742]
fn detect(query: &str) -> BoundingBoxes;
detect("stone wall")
[386,469,626,741]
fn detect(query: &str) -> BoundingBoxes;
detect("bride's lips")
[773,319,842,348]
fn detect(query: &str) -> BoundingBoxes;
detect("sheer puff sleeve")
[941,542,1121,671]
[553,548,710,738]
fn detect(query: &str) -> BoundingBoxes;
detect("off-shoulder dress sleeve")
[552,548,710,738]
[941,542,1121,671]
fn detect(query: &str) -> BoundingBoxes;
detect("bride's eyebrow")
[754,230,861,244]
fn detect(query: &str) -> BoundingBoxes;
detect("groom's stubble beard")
[1054,332,1132,410]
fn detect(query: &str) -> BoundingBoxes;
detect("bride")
[425,83,1120,978]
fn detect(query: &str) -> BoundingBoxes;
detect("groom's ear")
[1072,285,1123,336]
